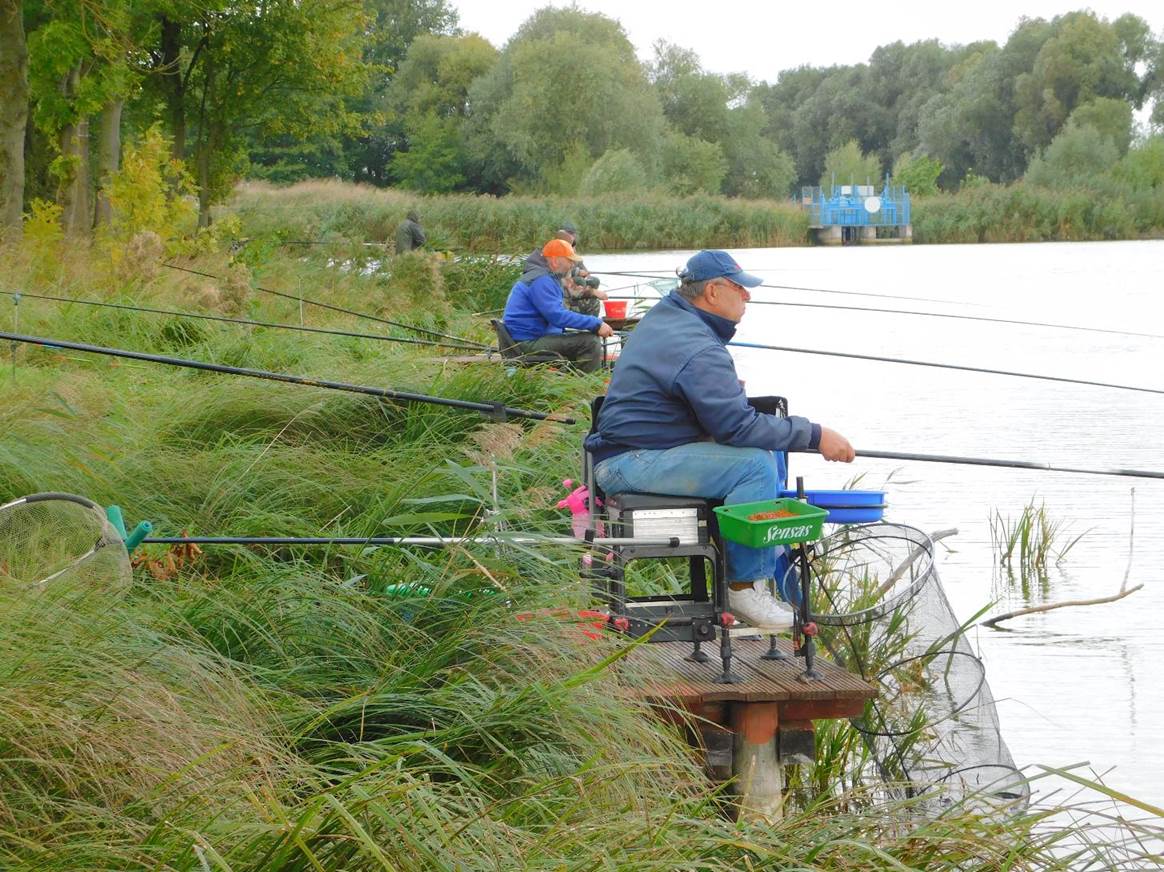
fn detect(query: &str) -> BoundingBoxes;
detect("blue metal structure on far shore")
[801,176,911,243]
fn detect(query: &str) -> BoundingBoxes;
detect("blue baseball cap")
[680,250,762,288]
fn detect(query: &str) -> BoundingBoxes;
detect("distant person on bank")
[585,249,855,630]
[519,222,607,317]
[555,223,607,317]
[395,209,426,253]
[503,238,614,373]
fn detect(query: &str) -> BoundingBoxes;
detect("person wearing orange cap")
[502,238,614,373]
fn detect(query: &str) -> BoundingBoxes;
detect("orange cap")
[542,238,583,261]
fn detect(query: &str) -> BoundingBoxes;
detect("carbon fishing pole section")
[729,339,1164,398]
[595,275,1164,397]
[1,331,575,425]
[782,447,1164,481]
[588,269,960,306]
[140,534,684,548]
[1,290,487,353]
[162,263,492,350]
[598,273,1163,341]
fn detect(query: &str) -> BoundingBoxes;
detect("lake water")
[586,240,1164,806]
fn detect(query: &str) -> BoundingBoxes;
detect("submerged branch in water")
[983,489,1140,628]
[981,584,1144,628]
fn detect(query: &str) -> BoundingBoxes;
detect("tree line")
[1,2,1162,240]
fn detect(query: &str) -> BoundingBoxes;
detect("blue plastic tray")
[778,489,886,524]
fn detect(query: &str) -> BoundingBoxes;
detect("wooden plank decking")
[624,637,876,720]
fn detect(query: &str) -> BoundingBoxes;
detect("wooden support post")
[730,701,783,822]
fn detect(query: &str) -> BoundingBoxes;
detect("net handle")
[4,492,103,510]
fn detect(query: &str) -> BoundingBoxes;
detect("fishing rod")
[141,534,681,547]
[799,448,1164,481]
[588,269,959,306]
[1,331,575,425]
[728,340,1164,397]
[0,290,488,353]
[284,239,468,252]
[162,263,491,350]
[605,294,1163,342]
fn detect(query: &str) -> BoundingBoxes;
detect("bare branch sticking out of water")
[983,489,1140,629]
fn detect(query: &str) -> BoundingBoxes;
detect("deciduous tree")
[382,32,496,191]
[146,0,369,225]
[0,0,29,235]
[821,140,882,192]
[464,7,663,192]
[1013,11,1140,154]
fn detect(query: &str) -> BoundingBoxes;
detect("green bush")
[892,151,943,196]
[1025,122,1120,189]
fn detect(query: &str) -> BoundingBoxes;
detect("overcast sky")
[453,1,1164,82]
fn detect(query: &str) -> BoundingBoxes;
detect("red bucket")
[604,300,627,319]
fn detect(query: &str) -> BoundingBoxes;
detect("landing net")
[0,493,131,593]
[796,522,1029,812]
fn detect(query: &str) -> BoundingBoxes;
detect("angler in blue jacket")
[585,249,855,630]
[502,238,614,373]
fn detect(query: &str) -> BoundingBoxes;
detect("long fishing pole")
[0,290,488,353]
[141,534,680,547]
[0,331,575,424]
[162,263,491,350]
[729,340,1164,397]
[799,448,1164,481]
[588,269,958,306]
[606,294,1163,342]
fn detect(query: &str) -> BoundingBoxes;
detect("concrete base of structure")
[814,225,844,245]
[811,224,913,245]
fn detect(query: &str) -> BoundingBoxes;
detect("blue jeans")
[594,443,791,585]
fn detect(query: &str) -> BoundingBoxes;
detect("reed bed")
[229,180,811,253]
[912,181,1164,243]
[990,498,1089,581]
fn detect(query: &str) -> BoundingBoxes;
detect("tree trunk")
[160,16,185,160]
[57,65,92,235]
[93,98,124,228]
[196,46,216,229]
[196,133,211,227]
[0,0,29,239]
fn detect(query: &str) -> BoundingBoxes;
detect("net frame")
[0,492,130,591]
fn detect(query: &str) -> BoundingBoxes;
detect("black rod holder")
[795,476,822,681]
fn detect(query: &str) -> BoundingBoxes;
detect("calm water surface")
[587,240,1164,804]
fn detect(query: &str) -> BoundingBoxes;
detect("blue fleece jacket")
[584,291,821,464]
[502,257,603,341]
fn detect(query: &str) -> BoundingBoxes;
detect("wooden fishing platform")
[624,636,875,719]
[621,636,877,821]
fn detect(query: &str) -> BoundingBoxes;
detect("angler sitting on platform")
[502,238,614,373]
[584,249,855,630]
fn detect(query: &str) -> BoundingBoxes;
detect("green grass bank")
[1,225,1161,868]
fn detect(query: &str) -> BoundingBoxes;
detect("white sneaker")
[728,581,795,631]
